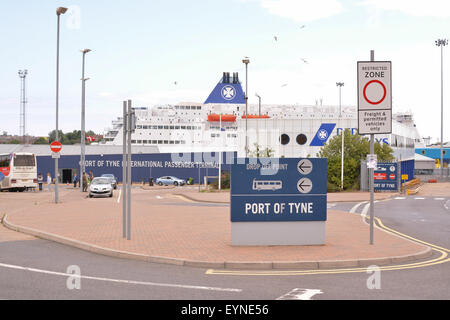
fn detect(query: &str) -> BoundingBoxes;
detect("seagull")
[174,81,178,85]
[274,36,278,41]
[281,84,288,87]
[300,25,306,29]
[300,58,309,64]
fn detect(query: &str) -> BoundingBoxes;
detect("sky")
[1,0,449,143]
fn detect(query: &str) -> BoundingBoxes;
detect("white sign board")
[357,61,392,134]
[51,152,60,159]
[366,154,377,169]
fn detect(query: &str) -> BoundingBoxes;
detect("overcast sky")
[1,0,449,143]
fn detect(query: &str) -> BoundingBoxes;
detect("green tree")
[317,129,394,191]
[32,137,48,144]
[248,143,275,158]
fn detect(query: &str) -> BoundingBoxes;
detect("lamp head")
[242,57,250,64]
[56,7,68,15]
[81,49,92,54]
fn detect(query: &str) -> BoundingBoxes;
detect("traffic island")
[1,188,432,270]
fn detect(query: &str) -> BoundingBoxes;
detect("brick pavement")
[1,186,431,268]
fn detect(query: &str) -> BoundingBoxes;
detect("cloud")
[359,0,450,18]
[259,0,344,23]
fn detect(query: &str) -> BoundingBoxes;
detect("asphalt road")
[0,195,448,301]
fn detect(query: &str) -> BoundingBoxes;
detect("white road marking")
[156,195,163,199]
[117,187,122,204]
[394,197,406,200]
[414,197,425,200]
[434,198,445,201]
[0,262,241,293]
[350,201,367,214]
[276,288,323,300]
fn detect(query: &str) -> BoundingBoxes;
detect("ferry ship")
[102,72,423,160]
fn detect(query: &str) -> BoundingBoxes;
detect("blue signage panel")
[374,162,398,191]
[230,158,327,222]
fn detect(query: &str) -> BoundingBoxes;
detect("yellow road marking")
[206,213,449,276]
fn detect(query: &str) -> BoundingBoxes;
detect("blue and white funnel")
[204,72,245,104]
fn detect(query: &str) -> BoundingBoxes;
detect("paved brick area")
[1,186,430,266]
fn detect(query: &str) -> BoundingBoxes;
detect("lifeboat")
[207,114,236,122]
[241,114,270,119]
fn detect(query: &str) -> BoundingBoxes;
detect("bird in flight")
[281,84,288,87]
[274,36,278,41]
[300,25,306,29]
[174,81,178,85]
[300,58,308,64]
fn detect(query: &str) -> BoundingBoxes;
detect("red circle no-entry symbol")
[50,141,62,153]
[363,80,387,105]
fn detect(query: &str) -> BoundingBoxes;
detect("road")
[0,191,448,301]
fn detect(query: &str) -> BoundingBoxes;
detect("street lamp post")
[80,49,91,192]
[242,57,250,157]
[436,39,448,178]
[55,6,67,204]
[336,82,344,190]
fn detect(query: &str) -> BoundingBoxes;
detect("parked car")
[100,173,117,189]
[89,177,114,198]
[155,176,186,186]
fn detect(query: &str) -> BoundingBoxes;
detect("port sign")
[357,61,392,134]
[230,158,327,222]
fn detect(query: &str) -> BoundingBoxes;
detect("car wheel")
[174,181,178,186]
[158,182,163,186]
[89,193,93,198]
[109,191,113,197]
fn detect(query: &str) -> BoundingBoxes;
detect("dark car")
[100,174,117,189]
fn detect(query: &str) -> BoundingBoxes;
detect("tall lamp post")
[242,57,250,157]
[80,49,91,192]
[436,39,448,178]
[55,6,67,203]
[336,82,344,190]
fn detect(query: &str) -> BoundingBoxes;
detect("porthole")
[296,134,307,145]
[280,134,290,145]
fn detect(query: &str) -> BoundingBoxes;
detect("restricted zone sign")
[357,61,392,135]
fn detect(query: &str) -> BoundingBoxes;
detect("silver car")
[89,177,113,198]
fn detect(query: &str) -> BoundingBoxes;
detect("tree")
[48,129,98,145]
[248,143,275,158]
[33,137,48,145]
[317,129,394,191]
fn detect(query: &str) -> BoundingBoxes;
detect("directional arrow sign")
[297,177,313,194]
[297,159,313,175]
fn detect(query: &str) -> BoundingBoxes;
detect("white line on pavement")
[276,288,323,300]
[414,197,425,200]
[350,201,367,214]
[117,187,122,204]
[434,198,445,201]
[394,197,406,200]
[0,262,242,293]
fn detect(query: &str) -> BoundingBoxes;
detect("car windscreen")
[102,174,114,178]
[92,178,110,184]
[13,154,35,167]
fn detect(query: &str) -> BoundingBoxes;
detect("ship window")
[164,140,168,144]
[175,126,180,129]
[181,140,186,144]
[152,140,157,144]
[169,141,174,144]
[181,126,186,129]
[296,134,307,145]
[169,126,174,129]
[187,126,192,130]
[175,141,180,144]
[143,125,148,129]
[158,140,162,144]
[131,140,136,143]
[421,150,425,155]
[280,134,290,145]
[186,106,190,110]
[137,125,142,129]
[164,126,169,129]
[137,140,142,144]
[158,126,163,129]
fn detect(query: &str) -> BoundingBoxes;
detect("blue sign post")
[230,158,327,245]
[374,162,398,191]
